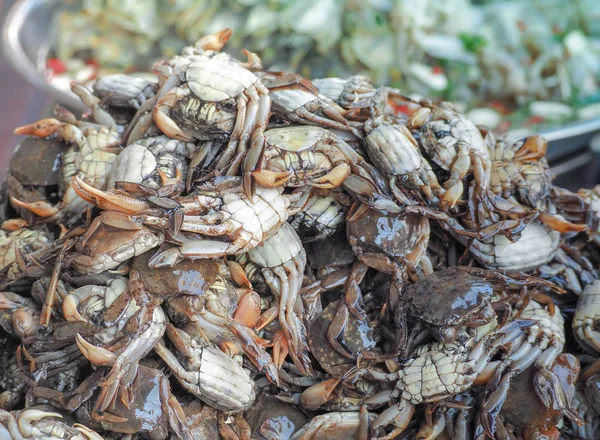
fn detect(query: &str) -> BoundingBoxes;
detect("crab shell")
[400,267,495,336]
[186,60,259,102]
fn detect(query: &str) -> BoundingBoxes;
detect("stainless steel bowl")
[3,0,600,160]
[2,0,87,112]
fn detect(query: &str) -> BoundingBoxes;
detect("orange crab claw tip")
[252,170,292,188]
[0,293,19,310]
[62,297,89,323]
[300,377,342,409]
[9,197,58,217]
[219,28,233,42]
[73,424,103,440]
[272,336,289,371]
[256,307,278,331]
[226,260,252,289]
[1,219,29,231]
[219,341,241,357]
[233,290,261,328]
[75,334,116,366]
[14,118,62,137]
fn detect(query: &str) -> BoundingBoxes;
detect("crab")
[312,75,376,109]
[407,99,492,208]
[307,299,376,376]
[363,112,441,206]
[398,266,563,343]
[71,175,307,266]
[256,71,361,137]
[0,291,41,339]
[106,135,196,193]
[489,134,552,209]
[93,74,158,110]
[0,407,102,440]
[0,227,53,284]
[291,410,375,440]
[236,222,312,374]
[250,125,377,191]
[344,206,431,316]
[498,353,579,440]
[154,324,256,412]
[37,364,191,439]
[289,190,349,242]
[149,35,270,196]
[71,211,164,275]
[477,298,582,436]
[78,250,278,385]
[466,221,561,271]
[573,279,600,354]
[10,85,122,226]
[354,317,528,439]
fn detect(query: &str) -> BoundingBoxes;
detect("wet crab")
[398,266,563,343]
[71,211,164,275]
[312,75,376,109]
[289,190,349,242]
[105,135,196,193]
[71,175,307,266]
[10,85,122,226]
[250,125,377,192]
[307,299,376,376]
[0,407,102,440]
[237,222,312,375]
[149,32,270,196]
[93,74,158,110]
[0,227,52,285]
[489,134,552,209]
[257,71,361,137]
[407,98,493,208]
[154,324,256,412]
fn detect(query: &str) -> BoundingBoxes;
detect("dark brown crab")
[398,266,565,343]
[307,300,377,376]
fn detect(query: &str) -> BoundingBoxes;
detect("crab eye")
[219,100,236,113]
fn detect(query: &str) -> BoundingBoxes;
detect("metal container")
[2,0,86,112]
[3,0,600,162]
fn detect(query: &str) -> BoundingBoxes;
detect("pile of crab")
[4,28,600,440]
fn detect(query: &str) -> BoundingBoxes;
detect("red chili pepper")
[391,103,412,116]
[487,101,508,115]
[46,58,68,75]
[526,115,545,126]
[85,58,100,69]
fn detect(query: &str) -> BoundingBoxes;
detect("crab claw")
[9,197,59,217]
[71,176,150,214]
[271,330,289,370]
[256,306,278,331]
[195,28,233,51]
[0,292,19,310]
[229,322,279,386]
[539,211,587,233]
[73,423,105,440]
[1,219,28,231]
[233,290,261,328]
[76,334,116,366]
[62,295,89,323]
[515,135,548,161]
[300,377,342,410]
[252,170,293,188]
[13,118,62,137]
[17,409,63,437]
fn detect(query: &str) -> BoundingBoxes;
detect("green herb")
[459,33,487,53]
